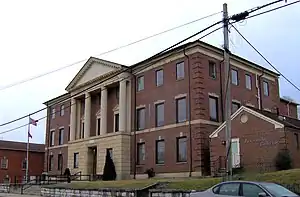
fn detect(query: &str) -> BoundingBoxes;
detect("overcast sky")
[0,0,299,144]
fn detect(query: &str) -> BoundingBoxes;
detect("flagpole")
[26,117,30,183]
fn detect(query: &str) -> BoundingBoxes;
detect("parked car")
[190,181,298,197]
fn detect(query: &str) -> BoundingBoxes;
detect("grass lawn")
[48,169,300,191]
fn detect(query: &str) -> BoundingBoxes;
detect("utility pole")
[223,3,232,181]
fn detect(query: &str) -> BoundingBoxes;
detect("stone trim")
[154,100,165,105]
[174,93,187,100]
[208,92,219,98]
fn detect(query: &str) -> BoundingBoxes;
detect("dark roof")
[280,97,299,105]
[131,40,280,77]
[0,140,45,153]
[249,106,300,129]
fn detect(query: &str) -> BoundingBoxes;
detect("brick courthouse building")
[43,40,298,179]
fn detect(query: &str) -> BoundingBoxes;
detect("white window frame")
[137,76,145,91]
[231,138,240,168]
[113,105,119,132]
[51,108,56,119]
[50,130,55,146]
[60,105,65,116]
[1,157,8,169]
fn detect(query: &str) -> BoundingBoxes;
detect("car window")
[260,183,297,197]
[242,183,266,197]
[212,185,220,193]
[219,183,240,196]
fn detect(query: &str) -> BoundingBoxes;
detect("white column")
[119,80,127,132]
[70,98,77,141]
[84,92,91,138]
[100,87,108,135]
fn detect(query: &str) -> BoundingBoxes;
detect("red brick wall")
[210,110,286,174]
[0,149,44,183]
[279,100,298,119]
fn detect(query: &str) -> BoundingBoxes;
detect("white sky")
[0,0,299,144]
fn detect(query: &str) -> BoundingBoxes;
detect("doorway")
[88,147,97,176]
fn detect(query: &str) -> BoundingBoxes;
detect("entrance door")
[92,147,97,175]
[231,138,240,168]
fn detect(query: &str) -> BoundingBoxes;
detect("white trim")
[136,105,146,109]
[113,104,119,112]
[246,103,255,107]
[154,100,165,105]
[174,93,187,100]
[59,126,65,130]
[232,99,241,104]
[208,92,219,98]
[209,106,284,138]
[264,108,272,112]
[231,138,240,168]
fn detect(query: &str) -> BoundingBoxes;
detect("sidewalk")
[0,194,40,197]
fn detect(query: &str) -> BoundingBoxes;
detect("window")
[209,96,218,121]
[219,183,240,196]
[107,148,113,160]
[156,69,164,86]
[60,105,65,116]
[116,87,120,99]
[245,74,252,90]
[81,122,84,138]
[22,159,27,170]
[231,69,238,85]
[58,128,64,145]
[97,118,101,135]
[50,131,55,147]
[137,108,146,130]
[73,153,79,168]
[232,102,240,113]
[176,97,187,123]
[137,76,144,91]
[209,61,217,79]
[176,62,185,80]
[114,114,119,132]
[156,140,165,164]
[57,154,63,171]
[176,137,187,162]
[68,126,70,141]
[1,157,8,169]
[295,133,299,150]
[155,103,164,127]
[137,142,145,165]
[242,183,265,197]
[49,155,54,171]
[263,81,269,96]
[51,108,56,119]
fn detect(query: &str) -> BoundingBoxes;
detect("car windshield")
[260,183,298,197]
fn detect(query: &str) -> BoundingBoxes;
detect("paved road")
[0,194,40,197]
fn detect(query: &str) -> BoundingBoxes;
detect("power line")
[246,0,300,20]
[0,20,223,133]
[0,11,222,92]
[230,24,300,93]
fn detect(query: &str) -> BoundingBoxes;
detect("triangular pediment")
[66,57,127,91]
[209,106,285,138]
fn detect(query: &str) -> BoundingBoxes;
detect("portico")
[65,57,132,180]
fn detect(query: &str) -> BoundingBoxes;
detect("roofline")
[43,92,70,106]
[209,106,285,138]
[131,40,280,77]
[280,97,299,105]
[0,147,45,153]
[65,56,128,91]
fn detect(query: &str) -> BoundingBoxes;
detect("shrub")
[145,168,155,178]
[102,149,117,181]
[275,149,292,171]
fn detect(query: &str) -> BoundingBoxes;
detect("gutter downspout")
[256,71,264,110]
[219,59,225,122]
[131,68,137,179]
[184,48,193,177]
[46,104,51,173]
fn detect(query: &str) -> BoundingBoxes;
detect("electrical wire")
[230,24,300,93]
[0,11,222,92]
[0,20,223,134]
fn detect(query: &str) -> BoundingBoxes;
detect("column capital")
[118,72,132,80]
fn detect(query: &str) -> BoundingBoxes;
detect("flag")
[29,117,38,126]
[28,117,38,138]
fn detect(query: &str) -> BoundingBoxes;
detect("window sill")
[136,89,144,93]
[176,77,184,81]
[156,163,165,166]
[176,161,187,165]
[156,84,163,88]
